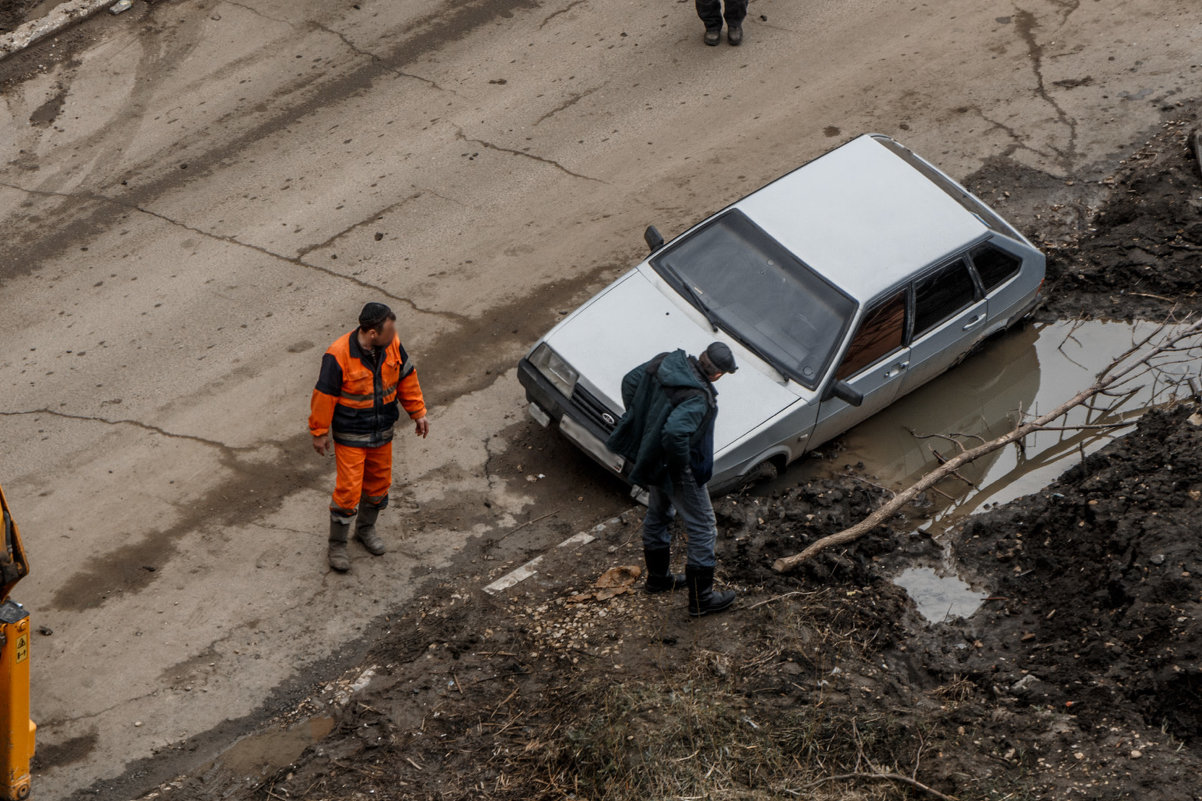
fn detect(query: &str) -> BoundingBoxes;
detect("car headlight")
[529,343,579,398]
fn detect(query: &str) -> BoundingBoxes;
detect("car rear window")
[651,210,855,388]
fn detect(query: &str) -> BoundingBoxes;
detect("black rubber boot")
[644,547,686,593]
[703,26,722,46]
[687,565,735,617]
[727,25,743,45]
[354,504,386,555]
[328,519,351,572]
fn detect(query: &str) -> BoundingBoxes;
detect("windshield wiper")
[670,272,720,333]
[729,330,792,383]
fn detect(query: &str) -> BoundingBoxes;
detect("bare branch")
[790,770,959,800]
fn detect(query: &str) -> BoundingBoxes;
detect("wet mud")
[138,100,1202,801]
[0,0,45,33]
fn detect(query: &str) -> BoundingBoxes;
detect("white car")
[518,134,1045,495]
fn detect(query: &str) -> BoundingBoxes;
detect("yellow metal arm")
[0,486,34,800]
[1,601,35,800]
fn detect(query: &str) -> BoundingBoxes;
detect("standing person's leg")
[695,0,724,45]
[671,467,735,616]
[643,484,686,593]
[329,443,367,571]
[723,0,748,44]
[355,442,393,556]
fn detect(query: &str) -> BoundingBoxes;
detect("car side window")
[913,259,976,338]
[836,291,906,380]
[970,242,1022,292]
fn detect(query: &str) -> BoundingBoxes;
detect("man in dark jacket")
[606,342,738,616]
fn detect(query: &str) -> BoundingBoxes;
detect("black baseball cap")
[705,342,738,373]
[358,302,395,330]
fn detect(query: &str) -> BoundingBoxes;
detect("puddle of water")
[770,319,1198,616]
[892,566,987,623]
[214,715,335,779]
[787,319,1195,521]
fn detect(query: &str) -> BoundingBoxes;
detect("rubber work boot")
[727,25,742,45]
[687,565,735,617]
[644,547,686,593]
[354,504,386,556]
[328,518,351,572]
[703,26,721,46]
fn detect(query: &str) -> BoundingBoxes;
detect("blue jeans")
[642,467,717,569]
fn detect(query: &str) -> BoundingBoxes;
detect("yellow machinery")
[1,485,34,801]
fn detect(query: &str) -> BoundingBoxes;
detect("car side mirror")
[644,225,665,253]
[826,380,864,407]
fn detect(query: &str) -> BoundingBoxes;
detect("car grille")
[570,385,619,434]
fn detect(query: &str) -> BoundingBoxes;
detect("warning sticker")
[15,633,28,663]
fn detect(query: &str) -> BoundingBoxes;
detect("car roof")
[732,134,989,304]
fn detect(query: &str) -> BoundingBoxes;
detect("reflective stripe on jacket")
[308,330,427,448]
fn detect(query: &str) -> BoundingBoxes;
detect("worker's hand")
[413,415,429,438]
[312,434,332,455]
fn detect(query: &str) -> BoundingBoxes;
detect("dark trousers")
[696,0,747,29]
[642,467,718,569]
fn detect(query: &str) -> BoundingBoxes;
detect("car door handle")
[884,362,909,379]
[962,313,986,330]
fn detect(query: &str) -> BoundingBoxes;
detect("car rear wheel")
[744,457,782,486]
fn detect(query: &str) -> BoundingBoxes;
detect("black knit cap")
[358,302,395,330]
[705,341,738,373]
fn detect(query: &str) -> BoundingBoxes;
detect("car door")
[808,290,910,449]
[967,240,1025,326]
[899,256,988,396]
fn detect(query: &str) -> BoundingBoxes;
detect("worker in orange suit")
[309,302,429,572]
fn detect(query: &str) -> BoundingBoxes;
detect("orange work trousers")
[331,441,393,518]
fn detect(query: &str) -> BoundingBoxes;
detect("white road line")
[483,516,622,594]
[484,556,546,595]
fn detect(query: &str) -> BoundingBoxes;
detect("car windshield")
[651,210,855,388]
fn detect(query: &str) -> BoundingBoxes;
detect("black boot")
[687,565,735,617]
[328,518,351,572]
[644,547,686,593]
[354,504,386,555]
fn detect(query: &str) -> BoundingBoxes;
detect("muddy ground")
[0,0,44,33]
[138,106,1202,801]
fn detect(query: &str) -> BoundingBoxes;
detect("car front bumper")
[517,358,627,477]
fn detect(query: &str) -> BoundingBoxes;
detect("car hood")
[542,267,806,452]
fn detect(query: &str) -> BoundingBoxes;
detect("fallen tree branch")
[745,589,825,610]
[773,319,1202,572]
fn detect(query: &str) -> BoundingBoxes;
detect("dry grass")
[517,591,934,801]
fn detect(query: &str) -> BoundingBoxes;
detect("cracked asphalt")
[0,0,1198,797]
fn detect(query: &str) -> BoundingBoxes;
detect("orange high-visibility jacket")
[309,331,426,448]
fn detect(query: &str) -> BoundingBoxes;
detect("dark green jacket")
[605,350,717,491]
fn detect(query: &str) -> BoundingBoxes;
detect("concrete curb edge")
[0,0,117,62]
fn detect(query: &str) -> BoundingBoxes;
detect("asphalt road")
[0,0,1198,796]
